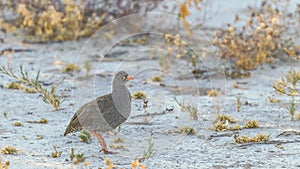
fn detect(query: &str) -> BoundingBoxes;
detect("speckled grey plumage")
[64,71,132,136]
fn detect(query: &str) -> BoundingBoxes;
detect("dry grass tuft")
[51,146,62,158]
[1,146,18,155]
[244,120,259,128]
[62,63,81,73]
[207,89,221,97]
[176,126,196,135]
[0,156,10,169]
[151,76,163,82]
[132,91,147,99]
[234,133,269,144]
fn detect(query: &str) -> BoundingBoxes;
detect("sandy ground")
[1,1,300,169]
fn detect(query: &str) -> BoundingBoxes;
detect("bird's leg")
[91,132,116,154]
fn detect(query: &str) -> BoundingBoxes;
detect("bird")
[64,71,134,154]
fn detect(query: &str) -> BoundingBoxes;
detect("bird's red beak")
[127,76,134,80]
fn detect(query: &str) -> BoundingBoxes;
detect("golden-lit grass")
[1,146,18,155]
[244,120,259,128]
[132,91,147,99]
[213,0,295,70]
[234,133,269,144]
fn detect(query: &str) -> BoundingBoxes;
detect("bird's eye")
[122,76,126,80]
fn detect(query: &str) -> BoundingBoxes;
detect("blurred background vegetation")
[0,0,299,72]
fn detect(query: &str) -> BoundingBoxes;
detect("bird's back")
[64,93,128,136]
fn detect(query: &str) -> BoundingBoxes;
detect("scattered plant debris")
[27,118,48,124]
[131,159,147,169]
[109,144,124,149]
[268,96,279,103]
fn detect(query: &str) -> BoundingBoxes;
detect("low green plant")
[0,64,62,110]
[140,134,154,162]
[73,153,85,164]
[78,130,91,143]
[273,69,300,120]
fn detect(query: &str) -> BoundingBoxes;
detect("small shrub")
[131,159,147,169]
[213,0,295,70]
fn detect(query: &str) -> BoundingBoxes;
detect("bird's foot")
[99,148,117,154]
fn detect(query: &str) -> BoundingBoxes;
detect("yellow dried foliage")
[15,0,106,41]
[213,1,295,70]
